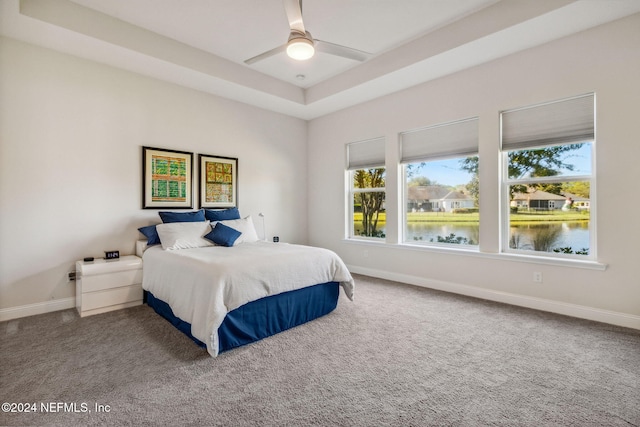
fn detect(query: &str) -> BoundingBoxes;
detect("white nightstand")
[75,255,143,317]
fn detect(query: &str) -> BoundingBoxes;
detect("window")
[400,118,479,246]
[501,94,595,258]
[347,138,386,239]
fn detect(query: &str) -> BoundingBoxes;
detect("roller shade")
[400,117,478,163]
[346,137,385,170]
[502,93,594,150]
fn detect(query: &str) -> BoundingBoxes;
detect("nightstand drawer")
[81,284,143,312]
[75,255,143,317]
[81,269,143,293]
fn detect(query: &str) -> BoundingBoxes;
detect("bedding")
[142,241,354,357]
[158,209,205,223]
[138,224,161,246]
[155,221,214,250]
[209,216,259,245]
[146,281,340,352]
[204,207,241,221]
[205,222,242,247]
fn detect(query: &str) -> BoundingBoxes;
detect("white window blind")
[400,117,478,163]
[346,137,385,170]
[502,93,594,150]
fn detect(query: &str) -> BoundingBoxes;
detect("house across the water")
[407,186,475,213]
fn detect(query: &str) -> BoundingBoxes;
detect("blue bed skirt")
[145,281,340,354]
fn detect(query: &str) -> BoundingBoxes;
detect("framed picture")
[142,146,193,209]
[199,154,238,208]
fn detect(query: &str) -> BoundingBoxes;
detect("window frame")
[500,94,596,260]
[346,137,387,241]
[347,168,387,241]
[341,94,604,269]
[399,117,480,249]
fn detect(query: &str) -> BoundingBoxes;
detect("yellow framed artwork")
[199,154,238,208]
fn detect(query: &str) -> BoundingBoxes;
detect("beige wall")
[307,14,640,327]
[0,37,308,313]
[2,14,639,327]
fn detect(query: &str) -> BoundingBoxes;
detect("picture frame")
[199,154,238,209]
[142,146,194,209]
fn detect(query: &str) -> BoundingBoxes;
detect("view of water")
[362,221,590,253]
[507,222,590,252]
[405,223,479,245]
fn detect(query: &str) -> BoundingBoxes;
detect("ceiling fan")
[244,0,372,65]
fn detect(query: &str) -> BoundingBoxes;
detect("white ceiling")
[67,0,501,87]
[2,0,640,119]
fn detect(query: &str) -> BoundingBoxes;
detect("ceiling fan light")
[286,37,315,60]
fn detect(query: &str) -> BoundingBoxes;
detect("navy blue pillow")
[204,207,240,222]
[159,209,205,223]
[138,225,161,246]
[205,222,242,247]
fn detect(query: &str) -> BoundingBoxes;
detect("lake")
[403,221,590,253]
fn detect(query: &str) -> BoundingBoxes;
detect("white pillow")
[156,221,214,250]
[215,216,260,245]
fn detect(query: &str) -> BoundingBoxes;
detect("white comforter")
[142,241,354,357]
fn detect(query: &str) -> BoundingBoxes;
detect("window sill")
[342,239,607,271]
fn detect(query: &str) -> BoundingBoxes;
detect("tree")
[465,174,479,207]
[405,163,425,179]
[460,156,479,206]
[562,181,590,198]
[407,176,433,187]
[460,145,584,198]
[354,168,385,237]
[507,145,584,179]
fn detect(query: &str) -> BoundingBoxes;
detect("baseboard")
[0,297,76,322]
[348,265,640,330]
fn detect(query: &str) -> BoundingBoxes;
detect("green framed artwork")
[142,146,193,209]
[199,154,238,208]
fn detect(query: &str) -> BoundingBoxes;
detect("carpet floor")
[1,274,639,426]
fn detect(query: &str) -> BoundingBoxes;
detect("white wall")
[307,14,640,327]
[0,37,308,313]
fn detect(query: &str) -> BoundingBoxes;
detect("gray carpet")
[1,274,639,426]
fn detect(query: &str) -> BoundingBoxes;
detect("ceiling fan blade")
[283,0,305,33]
[315,40,372,62]
[244,44,287,65]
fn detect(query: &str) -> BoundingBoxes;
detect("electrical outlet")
[363,250,369,258]
[68,271,77,282]
[533,272,543,283]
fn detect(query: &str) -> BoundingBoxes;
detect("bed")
[138,222,354,357]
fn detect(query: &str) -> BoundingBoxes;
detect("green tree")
[460,156,479,206]
[465,174,479,207]
[354,168,385,237]
[407,176,433,187]
[461,145,584,197]
[508,145,584,179]
[562,181,590,198]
